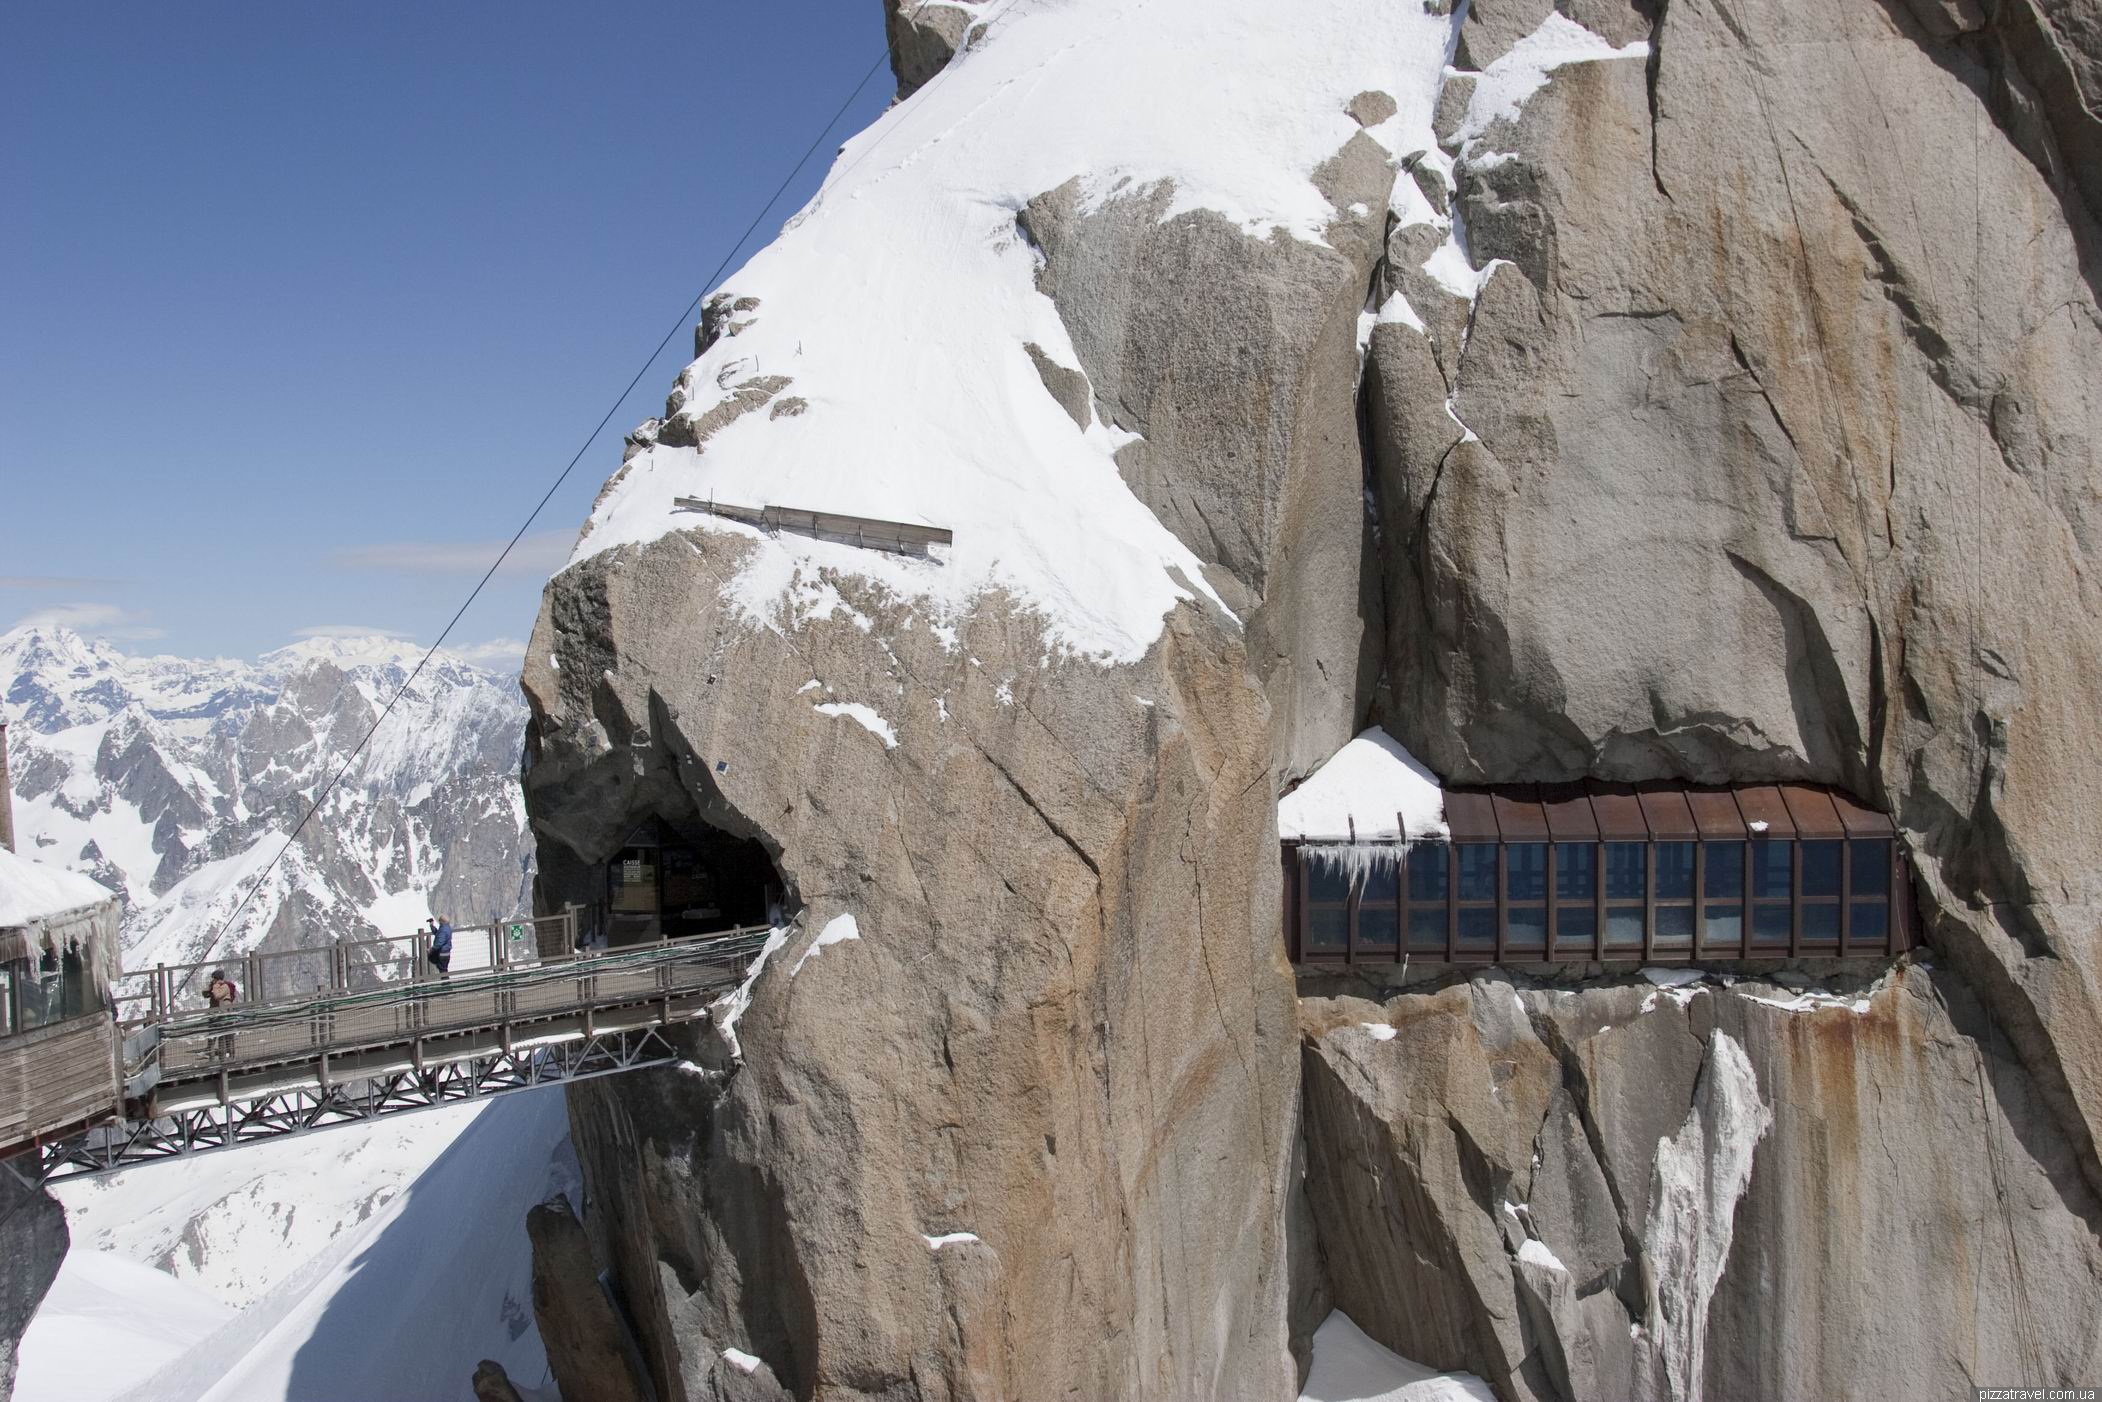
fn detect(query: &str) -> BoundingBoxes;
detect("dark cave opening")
[583,813,789,947]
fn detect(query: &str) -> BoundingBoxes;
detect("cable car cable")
[197,0,1016,960]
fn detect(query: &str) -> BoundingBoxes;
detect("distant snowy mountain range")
[2,624,534,980]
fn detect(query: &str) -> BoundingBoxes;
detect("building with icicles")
[1280,728,1913,969]
[1,721,124,1158]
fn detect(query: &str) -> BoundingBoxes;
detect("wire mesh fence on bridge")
[135,922,776,1086]
[112,911,586,1028]
[9,921,779,1178]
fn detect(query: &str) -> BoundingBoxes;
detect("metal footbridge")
[4,912,773,1182]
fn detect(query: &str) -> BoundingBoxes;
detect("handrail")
[149,926,772,1039]
[130,921,771,1036]
[120,909,590,1021]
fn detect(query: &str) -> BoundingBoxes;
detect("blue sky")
[2,3,893,666]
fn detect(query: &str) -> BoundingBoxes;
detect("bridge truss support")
[25,1025,691,1183]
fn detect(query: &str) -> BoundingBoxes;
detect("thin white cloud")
[329,531,573,577]
[11,601,165,642]
[0,575,121,589]
[288,627,525,672]
[447,637,529,670]
[293,625,411,640]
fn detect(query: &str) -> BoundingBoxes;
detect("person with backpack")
[204,968,239,1060]
[427,916,454,976]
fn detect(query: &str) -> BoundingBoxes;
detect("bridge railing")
[115,910,587,1027]
[136,922,776,1083]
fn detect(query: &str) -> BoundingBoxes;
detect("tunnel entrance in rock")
[593,813,787,946]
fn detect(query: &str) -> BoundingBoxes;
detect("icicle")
[1300,840,1409,886]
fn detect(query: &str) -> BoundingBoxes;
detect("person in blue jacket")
[427,916,454,976]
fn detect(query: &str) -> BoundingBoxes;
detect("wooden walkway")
[4,920,776,1181]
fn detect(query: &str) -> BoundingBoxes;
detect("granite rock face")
[0,1174,64,1402]
[1366,0,2102,1204]
[525,534,1302,1399]
[1301,968,2102,1402]
[880,0,975,100]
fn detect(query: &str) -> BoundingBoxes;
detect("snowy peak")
[1,626,142,731]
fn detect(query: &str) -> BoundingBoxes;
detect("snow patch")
[1279,727,1447,844]
[1639,966,1707,1012]
[1741,985,1877,1015]
[790,913,861,978]
[813,700,898,748]
[713,927,790,1059]
[721,1348,762,1376]
[1516,1237,1567,1273]
[1360,1022,1399,1043]
[922,1231,981,1249]
[1451,13,1650,152]
[14,1252,235,1402]
[1299,1310,1498,1401]
[361,888,435,945]
[0,843,115,929]
[1374,288,1427,333]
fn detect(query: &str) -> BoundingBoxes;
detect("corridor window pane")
[1850,840,1891,899]
[1653,905,1694,945]
[1363,862,1399,904]
[1457,846,1498,902]
[1802,903,1841,942]
[1750,841,1793,900]
[1308,862,1350,904]
[1458,907,1498,948]
[1555,844,1596,902]
[1407,845,1450,903]
[1359,906,1399,950]
[1605,906,1646,948]
[1850,901,1889,945]
[1604,843,1648,901]
[1507,907,1547,949]
[1704,906,1744,945]
[1655,843,1695,901]
[1802,841,1842,899]
[1308,907,1348,952]
[1703,843,1744,899]
[1506,844,1548,902]
[1555,906,1596,949]
[1407,907,1448,952]
[1752,904,1792,946]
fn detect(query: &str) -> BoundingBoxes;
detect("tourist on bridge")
[205,967,239,1060]
[427,916,454,977]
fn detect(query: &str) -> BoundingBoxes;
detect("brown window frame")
[1650,840,1697,956]
[1501,840,1550,959]
[1403,840,1453,960]
[1356,856,1402,961]
[1280,785,1909,968]
[1298,847,1354,962]
[1452,842,1501,962]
